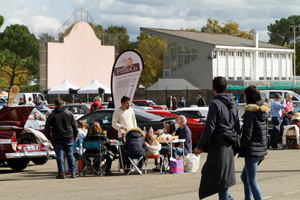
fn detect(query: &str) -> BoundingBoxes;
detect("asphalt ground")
[0,149,299,200]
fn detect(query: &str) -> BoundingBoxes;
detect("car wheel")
[32,157,48,165]
[7,159,30,171]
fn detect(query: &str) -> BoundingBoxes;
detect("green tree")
[106,26,131,53]
[201,18,255,39]
[135,32,163,87]
[0,15,4,29]
[0,24,39,86]
[267,15,300,46]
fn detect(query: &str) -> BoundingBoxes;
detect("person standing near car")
[194,76,240,200]
[178,96,185,108]
[35,97,43,110]
[281,93,293,118]
[197,95,206,107]
[167,95,173,110]
[239,85,269,200]
[112,96,137,138]
[270,93,286,149]
[112,96,137,171]
[45,99,78,179]
[26,97,35,106]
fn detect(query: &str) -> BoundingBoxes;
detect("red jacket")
[89,101,103,112]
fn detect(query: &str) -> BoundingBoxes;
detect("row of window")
[217,51,291,58]
[259,77,289,80]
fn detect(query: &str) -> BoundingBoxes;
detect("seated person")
[34,112,46,121]
[290,113,300,129]
[125,129,145,173]
[170,115,192,159]
[85,122,116,176]
[159,121,176,159]
[145,132,162,172]
[73,120,88,154]
[280,111,294,137]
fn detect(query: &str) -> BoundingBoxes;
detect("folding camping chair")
[283,125,300,149]
[144,154,165,174]
[79,134,108,177]
[126,156,144,176]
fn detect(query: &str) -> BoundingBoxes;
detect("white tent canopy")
[47,79,80,94]
[77,79,111,94]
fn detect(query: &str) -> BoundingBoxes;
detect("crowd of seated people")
[74,115,192,175]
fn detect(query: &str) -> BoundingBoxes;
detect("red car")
[145,110,205,148]
[132,100,167,110]
[0,107,55,171]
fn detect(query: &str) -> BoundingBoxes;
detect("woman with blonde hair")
[89,96,103,112]
[144,133,161,155]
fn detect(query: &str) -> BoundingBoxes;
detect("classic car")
[132,100,167,110]
[0,106,55,171]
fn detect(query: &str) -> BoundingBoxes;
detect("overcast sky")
[0,0,298,42]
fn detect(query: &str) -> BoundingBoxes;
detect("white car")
[175,107,209,120]
[259,90,300,104]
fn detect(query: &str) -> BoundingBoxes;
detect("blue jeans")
[271,117,280,148]
[218,188,233,200]
[172,147,183,159]
[241,157,263,200]
[52,139,75,174]
[160,146,170,157]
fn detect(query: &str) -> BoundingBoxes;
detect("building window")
[228,77,234,80]
[259,77,265,80]
[259,53,264,58]
[219,51,226,56]
[282,77,287,80]
[245,77,251,80]
[267,77,272,80]
[228,51,234,57]
[236,52,242,57]
[267,53,272,58]
[237,77,242,80]
[274,53,279,58]
[245,52,251,57]
[274,77,279,80]
[282,54,286,59]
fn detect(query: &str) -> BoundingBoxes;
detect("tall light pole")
[289,22,300,89]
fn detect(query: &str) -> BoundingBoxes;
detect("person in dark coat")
[239,86,269,200]
[125,129,145,171]
[197,95,206,107]
[194,76,241,200]
[279,111,293,136]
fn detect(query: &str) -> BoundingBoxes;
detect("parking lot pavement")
[0,149,299,200]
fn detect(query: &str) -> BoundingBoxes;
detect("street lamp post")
[289,22,300,89]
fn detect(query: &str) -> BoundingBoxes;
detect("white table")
[158,139,186,159]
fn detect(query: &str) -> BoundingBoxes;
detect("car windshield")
[147,100,157,106]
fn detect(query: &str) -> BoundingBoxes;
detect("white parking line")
[262,196,272,199]
[283,192,296,195]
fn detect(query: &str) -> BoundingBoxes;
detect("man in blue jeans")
[45,99,78,179]
[270,93,286,149]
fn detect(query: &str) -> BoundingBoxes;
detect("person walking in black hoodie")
[45,99,78,179]
[239,86,269,200]
[194,76,240,200]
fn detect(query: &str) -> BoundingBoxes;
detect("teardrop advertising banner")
[7,85,20,106]
[111,50,144,109]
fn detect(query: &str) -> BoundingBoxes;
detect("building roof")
[147,79,199,90]
[141,27,289,49]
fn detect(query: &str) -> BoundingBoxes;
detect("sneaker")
[105,171,115,176]
[125,168,131,174]
[70,173,76,178]
[56,173,66,179]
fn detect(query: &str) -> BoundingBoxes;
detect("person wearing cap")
[35,97,44,110]
[280,111,294,137]
[270,93,286,149]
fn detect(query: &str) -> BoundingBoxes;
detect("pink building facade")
[41,21,115,91]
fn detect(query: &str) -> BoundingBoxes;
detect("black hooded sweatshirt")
[197,93,241,150]
[45,107,78,141]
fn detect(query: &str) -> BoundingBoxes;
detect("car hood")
[0,106,35,127]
